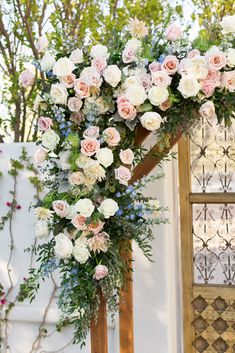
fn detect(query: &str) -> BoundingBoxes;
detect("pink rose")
[122,47,137,64]
[149,61,161,73]
[34,148,47,164]
[103,127,121,147]
[68,97,83,112]
[205,70,221,86]
[221,71,235,92]
[139,73,152,90]
[177,58,188,76]
[70,111,84,124]
[81,138,100,156]
[61,73,76,88]
[87,220,104,234]
[69,172,85,185]
[151,71,172,87]
[38,116,53,131]
[207,51,227,71]
[199,101,216,119]
[91,58,107,74]
[80,67,102,87]
[93,264,108,280]
[74,79,90,98]
[162,55,179,75]
[117,95,129,104]
[166,24,182,41]
[119,149,134,165]
[72,214,87,230]
[115,166,131,185]
[202,81,216,97]
[52,200,69,218]
[187,49,201,59]
[20,69,35,88]
[83,126,99,139]
[118,101,137,120]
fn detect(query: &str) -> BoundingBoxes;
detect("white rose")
[80,67,102,87]
[35,221,49,239]
[103,65,121,87]
[54,233,73,259]
[140,112,163,131]
[76,198,95,217]
[50,83,68,105]
[53,57,75,77]
[177,76,201,98]
[125,84,147,106]
[148,86,169,106]
[40,51,56,71]
[98,199,119,219]
[58,150,71,170]
[69,49,84,64]
[90,44,109,59]
[220,15,235,34]
[123,76,140,88]
[66,205,77,219]
[226,48,235,67]
[37,36,49,53]
[68,97,83,112]
[96,148,113,168]
[184,57,208,80]
[73,243,90,264]
[42,130,60,151]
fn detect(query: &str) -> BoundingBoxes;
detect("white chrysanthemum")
[35,221,49,239]
[34,207,53,220]
[127,17,148,39]
[83,160,106,181]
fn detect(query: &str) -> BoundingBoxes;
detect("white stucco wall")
[0,142,182,353]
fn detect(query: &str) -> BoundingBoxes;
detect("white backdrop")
[0,142,182,353]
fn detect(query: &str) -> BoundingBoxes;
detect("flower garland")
[19,16,235,345]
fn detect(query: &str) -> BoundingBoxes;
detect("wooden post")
[90,290,108,353]
[119,242,134,353]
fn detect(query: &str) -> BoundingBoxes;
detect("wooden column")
[90,291,108,353]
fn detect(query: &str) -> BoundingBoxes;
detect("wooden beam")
[90,290,108,353]
[134,125,151,146]
[189,192,235,204]
[130,132,182,184]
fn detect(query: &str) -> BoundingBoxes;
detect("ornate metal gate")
[179,117,235,353]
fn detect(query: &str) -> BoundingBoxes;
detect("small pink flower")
[151,71,172,87]
[119,149,134,165]
[166,23,182,41]
[74,79,90,98]
[83,126,99,139]
[81,138,100,156]
[91,57,107,74]
[115,166,132,185]
[221,71,235,92]
[87,220,104,234]
[6,202,11,207]
[93,264,108,280]
[34,148,47,165]
[139,73,152,90]
[162,55,179,75]
[159,100,172,111]
[52,200,69,218]
[61,73,76,88]
[118,101,137,121]
[38,116,53,131]
[207,51,227,71]
[149,61,161,73]
[103,127,121,147]
[72,214,87,230]
[16,205,22,210]
[187,49,201,59]
[0,298,7,305]
[20,70,35,88]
